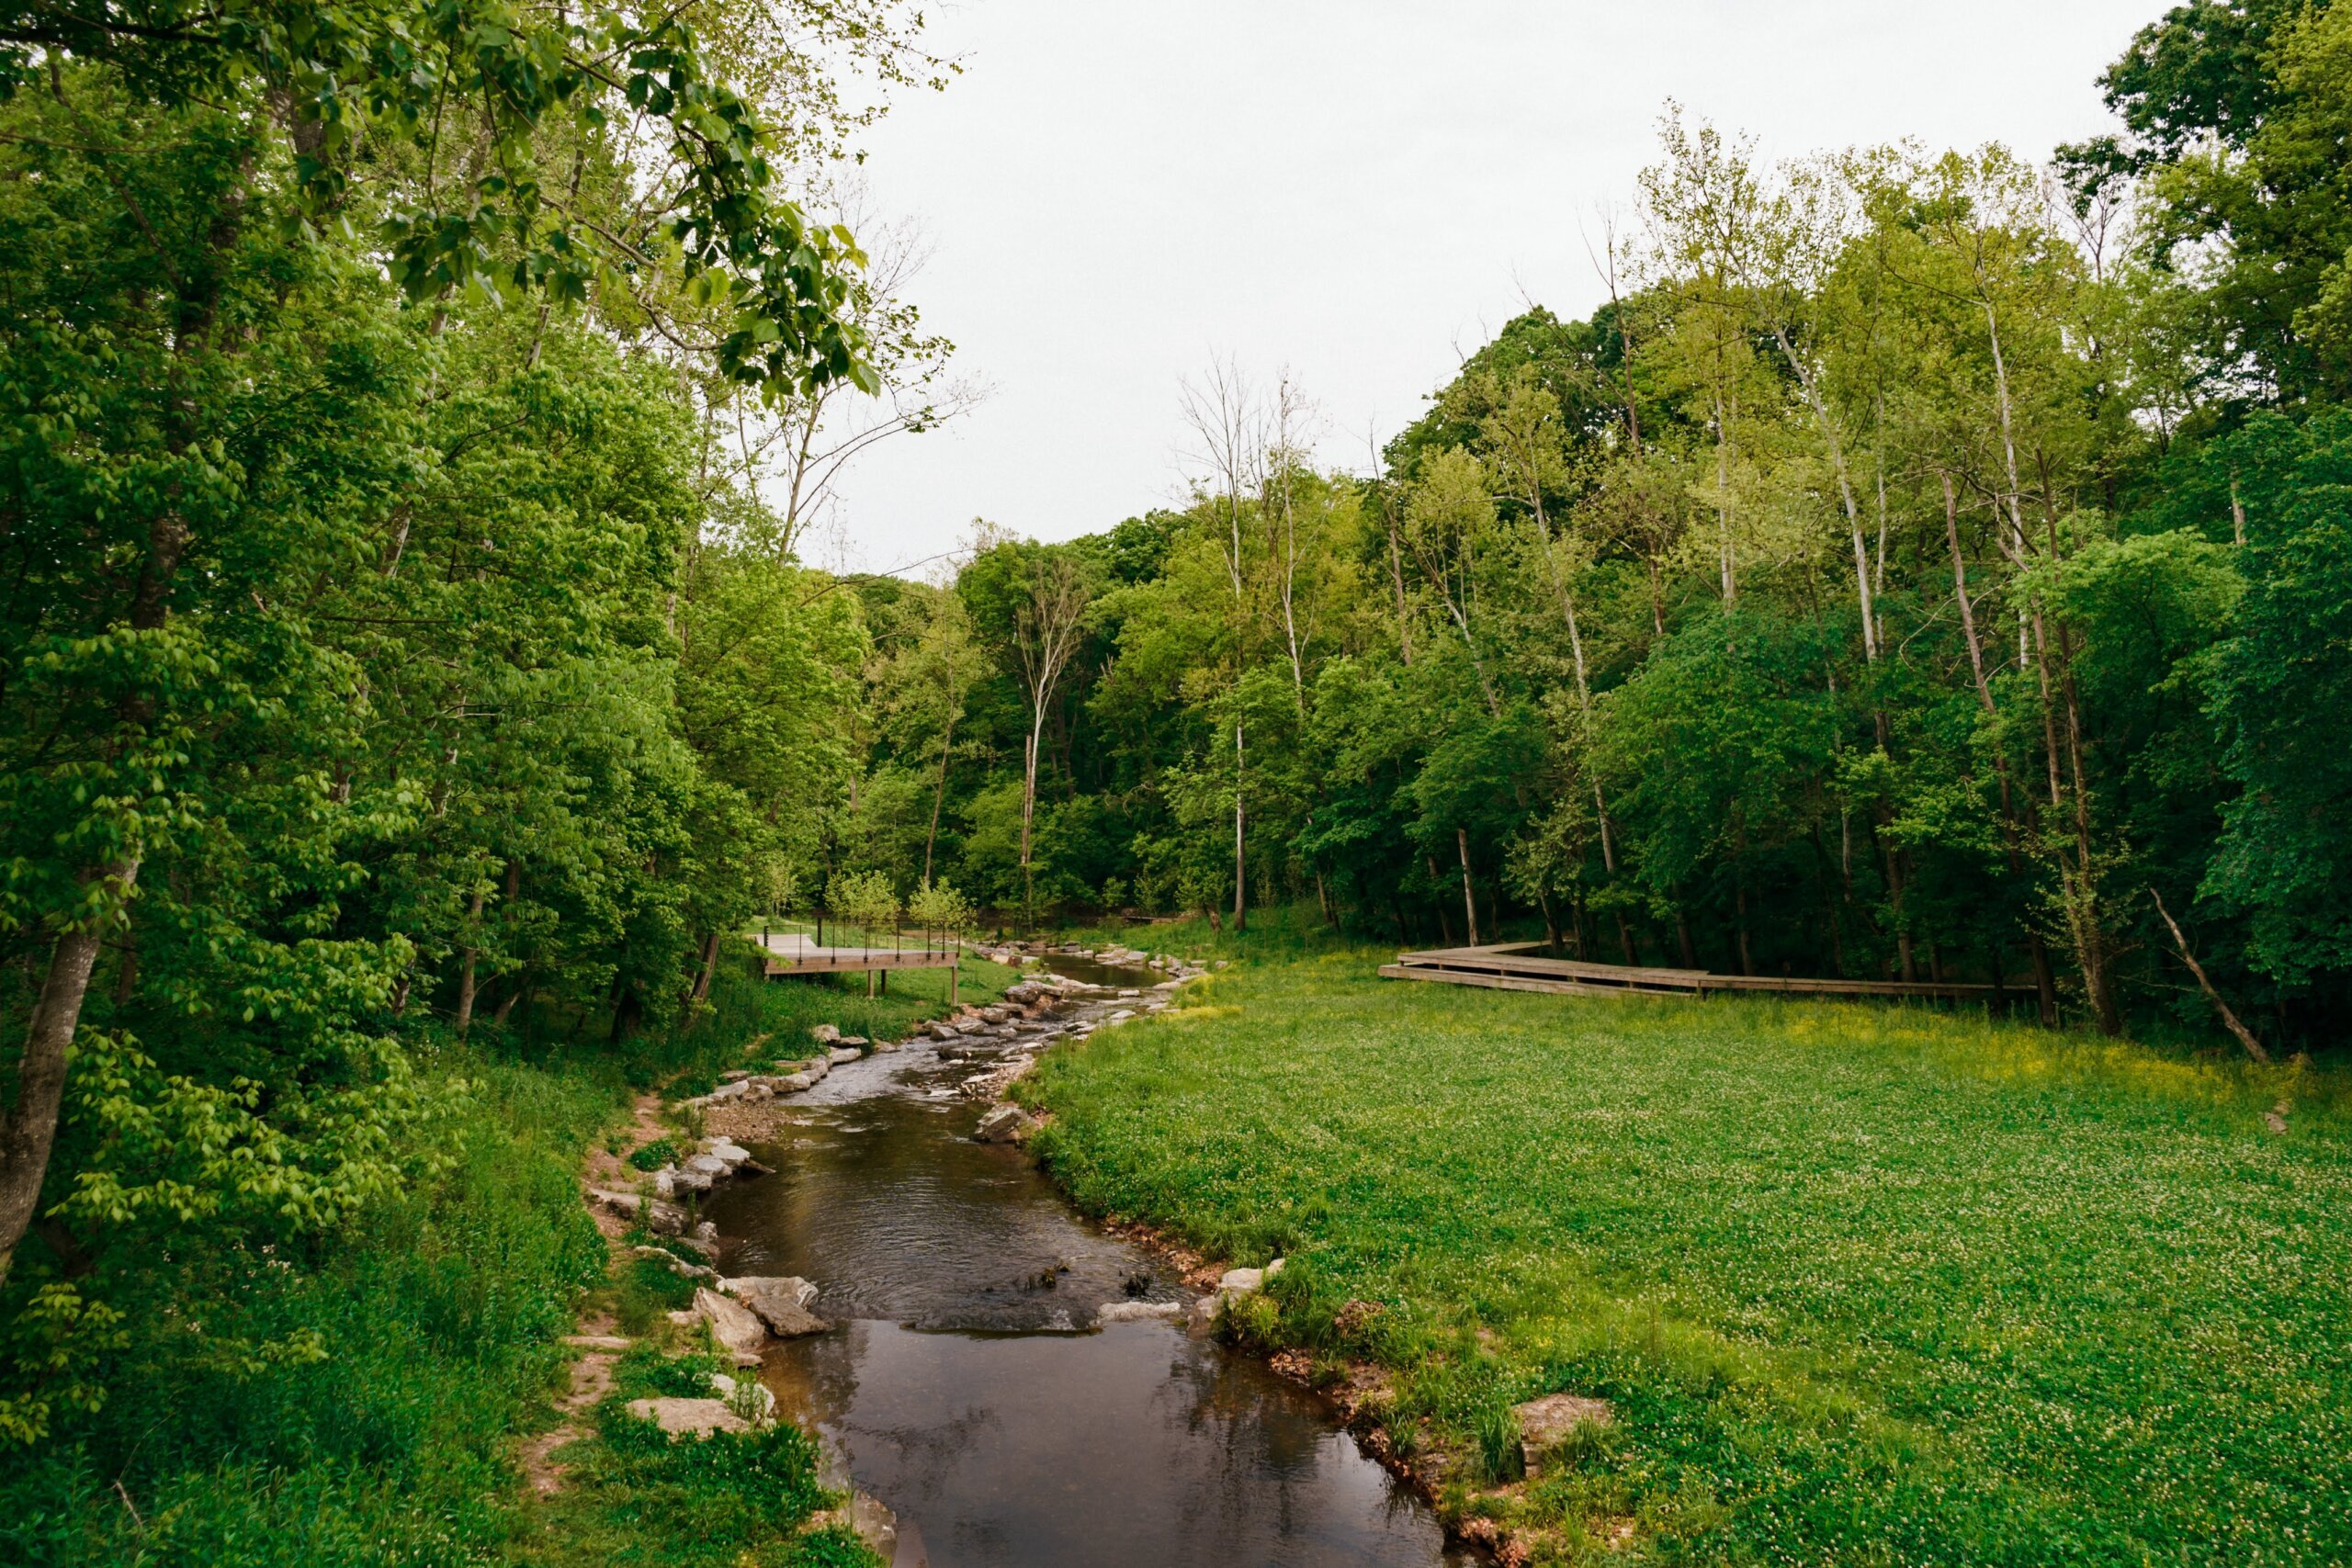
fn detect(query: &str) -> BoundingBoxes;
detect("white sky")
[821,0,2167,573]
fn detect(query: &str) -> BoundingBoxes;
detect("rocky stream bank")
[551,939,1522,1566]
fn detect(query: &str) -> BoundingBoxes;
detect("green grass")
[1025,945,2352,1565]
[513,1345,861,1568]
[0,1055,616,1567]
[0,940,980,1567]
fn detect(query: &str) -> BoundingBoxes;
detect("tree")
[0,0,897,1414]
[1012,552,1091,926]
[906,875,974,947]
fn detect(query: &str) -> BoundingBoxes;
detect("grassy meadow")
[1024,926,2351,1565]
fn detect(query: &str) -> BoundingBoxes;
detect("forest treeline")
[830,2,2352,1054]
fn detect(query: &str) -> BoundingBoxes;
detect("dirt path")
[521,1091,670,1494]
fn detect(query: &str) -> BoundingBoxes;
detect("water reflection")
[700,969,1467,1568]
[765,1323,1453,1567]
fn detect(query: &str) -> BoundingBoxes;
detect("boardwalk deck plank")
[1383,945,2007,1003]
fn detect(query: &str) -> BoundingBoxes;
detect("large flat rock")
[725,1275,831,1337]
[695,1286,768,1365]
[626,1396,751,1436]
[1516,1392,1613,1472]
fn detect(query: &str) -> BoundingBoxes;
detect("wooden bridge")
[1379,942,2010,1005]
[758,931,962,1000]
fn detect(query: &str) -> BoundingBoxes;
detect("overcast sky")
[818,0,2167,574]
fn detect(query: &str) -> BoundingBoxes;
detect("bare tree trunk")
[1891,849,1917,983]
[1989,311,2103,1021]
[1272,427,1311,716]
[2055,615,2117,1034]
[0,862,137,1289]
[454,884,488,1038]
[1733,816,1755,976]
[691,931,722,1003]
[2036,461,2118,1035]
[1457,829,1480,947]
[1944,475,1996,714]
[1014,551,1089,931]
[1232,719,1247,934]
[1020,729,1040,928]
[1942,474,2058,1024]
[1712,381,1737,606]
[1773,325,1877,663]
[113,925,138,1009]
[1459,608,1500,716]
[2151,889,2269,1062]
[1522,488,1623,877]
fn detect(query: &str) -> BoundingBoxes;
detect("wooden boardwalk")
[1379,942,2007,1004]
[757,931,962,999]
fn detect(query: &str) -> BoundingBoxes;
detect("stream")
[701,956,1473,1568]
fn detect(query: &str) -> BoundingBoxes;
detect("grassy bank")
[2,945,1012,1567]
[1024,939,2352,1565]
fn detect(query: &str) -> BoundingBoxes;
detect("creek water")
[701,961,1471,1568]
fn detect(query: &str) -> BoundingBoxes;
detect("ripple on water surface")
[700,990,1470,1568]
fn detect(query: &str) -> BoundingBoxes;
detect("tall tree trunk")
[454,885,488,1039]
[1232,719,1247,934]
[1944,474,2058,1025]
[1713,389,1736,605]
[0,863,138,1289]
[691,931,722,1003]
[2037,460,2117,1035]
[1457,829,1481,947]
[1527,499,1623,879]
[1891,847,1917,983]
[1442,593,1500,716]
[1384,494,1413,665]
[1020,728,1040,929]
[1773,325,1878,664]
[1815,837,1849,979]
[112,925,139,1009]
[1733,816,1755,976]
[608,985,642,1044]
[1988,301,2102,1025]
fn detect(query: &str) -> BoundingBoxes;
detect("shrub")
[628,1138,680,1171]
